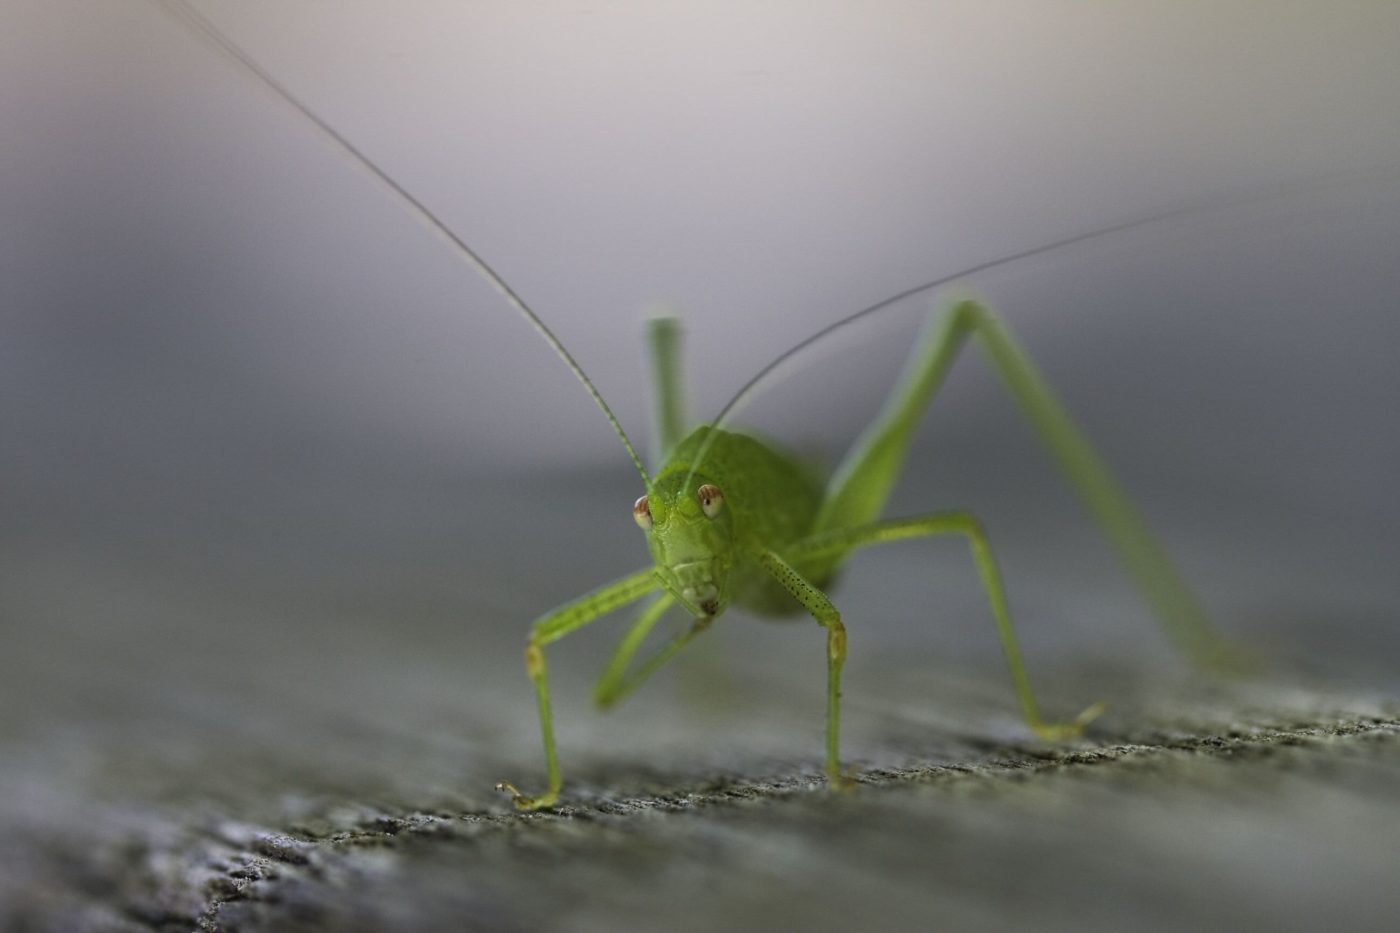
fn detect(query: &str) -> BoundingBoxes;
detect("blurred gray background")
[2,2,1400,930]
[5,0,1399,664]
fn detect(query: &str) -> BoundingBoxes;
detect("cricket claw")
[1029,701,1107,740]
[826,768,860,792]
[495,781,558,811]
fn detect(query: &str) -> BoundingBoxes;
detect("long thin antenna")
[157,0,652,489]
[681,160,1398,485]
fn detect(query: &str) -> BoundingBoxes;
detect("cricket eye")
[697,484,724,519]
[632,495,653,530]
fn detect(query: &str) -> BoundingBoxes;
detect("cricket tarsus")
[161,0,1270,810]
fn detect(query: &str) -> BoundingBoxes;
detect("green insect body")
[158,0,1236,814]
[496,303,1229,810]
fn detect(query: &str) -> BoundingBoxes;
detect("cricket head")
[632,475,735,618]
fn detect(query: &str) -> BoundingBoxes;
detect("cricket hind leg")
[814,298,1233,669]
[496,566,659,810]
[787,513,1105,740]
[646,316,688,469]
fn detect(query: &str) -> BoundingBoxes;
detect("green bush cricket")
[159,0,1256,812]
[490,295,1241,809]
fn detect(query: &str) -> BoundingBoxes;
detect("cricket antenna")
[157,0,653,490]
[682,160,1400,485]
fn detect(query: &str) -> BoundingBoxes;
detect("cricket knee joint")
[827,616,847,665]
[948,299,986,333]
[939,510,987,547]
[524,637,546,681]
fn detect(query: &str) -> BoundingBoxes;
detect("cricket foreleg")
[757,549,855,789]
[817,298,1231,669]
[788,513,1104,740]
[591,591,714,709]
[496,566,660,810]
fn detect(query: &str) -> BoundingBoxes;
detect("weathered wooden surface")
[3,471,1398,932]
[7,5,1400,929]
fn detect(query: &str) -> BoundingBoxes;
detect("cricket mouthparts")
[681,581,719,616]
[668,557,724,616]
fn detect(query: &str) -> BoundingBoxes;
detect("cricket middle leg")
[789,512,1104,740]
